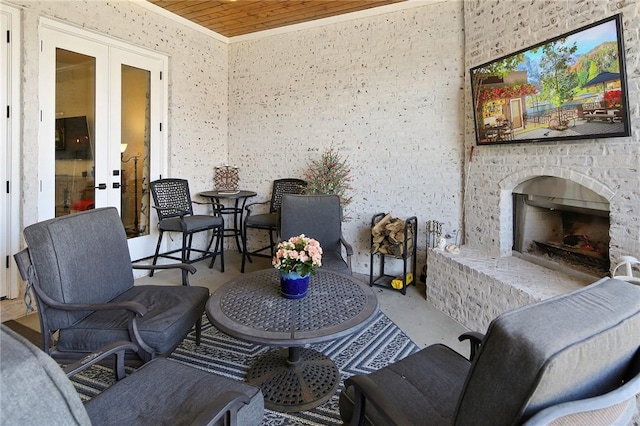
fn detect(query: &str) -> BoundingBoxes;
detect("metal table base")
[246,347,340,413]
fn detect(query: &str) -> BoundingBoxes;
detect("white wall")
[10,0,229,229]
[228,1,466,274]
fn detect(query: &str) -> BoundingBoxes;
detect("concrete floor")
[12,251,470,356]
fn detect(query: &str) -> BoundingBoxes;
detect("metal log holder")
[369,213,418,295]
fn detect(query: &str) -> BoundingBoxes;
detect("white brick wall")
[463,0,639,262]
[427,0,640,332]
[228,2,466,275]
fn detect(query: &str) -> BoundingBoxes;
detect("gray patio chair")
[280,194,353,274]
[339,277,640,425]
[0,325,264,426]
[15,207,209,364]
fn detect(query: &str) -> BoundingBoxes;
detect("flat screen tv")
[55,116,92,160]
[470,14,630,146]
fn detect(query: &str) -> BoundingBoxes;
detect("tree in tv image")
[471,14,630,145]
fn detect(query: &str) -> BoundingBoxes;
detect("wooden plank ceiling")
[147,0,405,37]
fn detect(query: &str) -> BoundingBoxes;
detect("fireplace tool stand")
[420,220,443,284]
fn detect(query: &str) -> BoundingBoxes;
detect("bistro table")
[198,190,256,253]
[206,268,379,413]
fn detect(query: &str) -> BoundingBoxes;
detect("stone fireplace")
[512,176,610,280]
[426,166,623,332]
[419,0,639,338]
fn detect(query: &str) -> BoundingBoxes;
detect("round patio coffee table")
[206,268,379,413]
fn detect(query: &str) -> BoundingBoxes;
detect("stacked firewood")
[371,214,414,258]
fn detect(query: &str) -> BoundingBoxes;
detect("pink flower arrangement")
[272,234,323,276]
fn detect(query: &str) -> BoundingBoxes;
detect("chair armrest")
[193,200,225,214]
[193,200,224,208]
[190,391,252,426]
[344,375,414,426]
[133,263,196,285]
[523,370,640,425]
[243,200,270,217]
[340,236,354,256]
[31,284,148,316]
[63,341,138,381]
[33,284,152,358]
[244,200,269,210]
[340,236,354,271]
[458,331,484,361]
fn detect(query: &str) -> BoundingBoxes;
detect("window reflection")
[120,65,150,238]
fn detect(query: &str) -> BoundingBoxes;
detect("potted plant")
[272,234,322,299]
[304,146,353,220]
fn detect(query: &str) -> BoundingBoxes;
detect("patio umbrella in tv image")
[582,71,620,100]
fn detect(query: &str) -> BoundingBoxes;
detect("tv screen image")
[470,14,630,145]
[55,116,92,160]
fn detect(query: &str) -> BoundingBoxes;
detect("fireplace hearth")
[513,176,610,279]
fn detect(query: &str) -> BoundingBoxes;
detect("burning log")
[371,214,414,258]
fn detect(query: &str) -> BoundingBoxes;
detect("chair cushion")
[23,208,135,330]
[57,285,209,355]
[320,251,350,274]
[245,212,277,229]
[455,278,640,426]
[339,344,470,426]
[85,358,264,426]
[159,215,223,233]
[0,326,91,426]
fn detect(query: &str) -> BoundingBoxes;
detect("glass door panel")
[55,49,95,217]
[40,19,167,260]
[120,65,150,238]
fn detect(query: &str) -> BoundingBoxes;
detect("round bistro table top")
[206,268,379,347]
[198,190,257,199]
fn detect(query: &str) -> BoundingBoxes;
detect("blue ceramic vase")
[279,271,310,299]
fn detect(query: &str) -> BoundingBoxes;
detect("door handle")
[113,183,121,189]
[96,183,107,190]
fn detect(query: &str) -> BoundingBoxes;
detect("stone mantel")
[426,247,591,332]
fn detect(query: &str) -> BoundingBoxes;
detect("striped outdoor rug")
[71,311,419,425]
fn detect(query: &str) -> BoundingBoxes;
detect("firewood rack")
[369,213,417,295]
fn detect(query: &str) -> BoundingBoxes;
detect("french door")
[39,19,167,260]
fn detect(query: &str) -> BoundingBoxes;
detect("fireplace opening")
[512,176,610,279]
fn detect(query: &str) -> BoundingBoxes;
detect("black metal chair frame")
[150,178,225,275]
[241,178,307,272]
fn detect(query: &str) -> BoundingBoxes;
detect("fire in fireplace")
[512,176,610,279]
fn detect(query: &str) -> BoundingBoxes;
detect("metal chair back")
[150,178,194,220]
[269,179,307,213]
